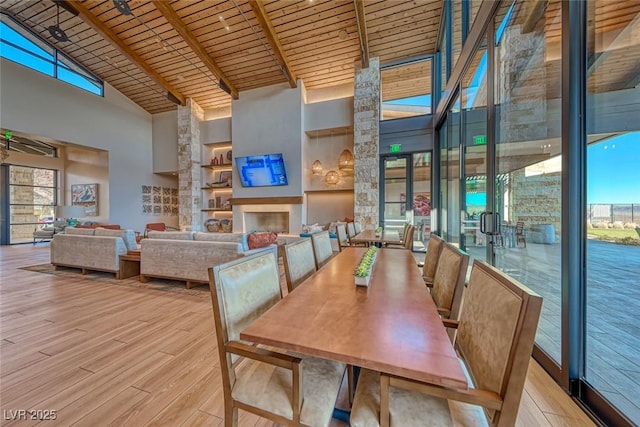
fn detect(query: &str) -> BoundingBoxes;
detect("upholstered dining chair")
[208,251,347,427]
[386,225,415,250]
[336,223,350,251]
[311,230,333,269]
[422,234,444,287]
[282,238,317,293]
[354,221,362,234]
[430,243,470,320]
[347,222,357,240]
[350,260,543,427]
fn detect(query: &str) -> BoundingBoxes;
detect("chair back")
[354,221,362,234]
[456,260,542,426]
[431,243,470,319]
[209,251,282,373]
[402,225,415,249]
[282,238,317,292]
[515,221,524,235]
[336,223,349,251]
[422,234,444,280]
[310,230,333,269]
[347,222,356,239]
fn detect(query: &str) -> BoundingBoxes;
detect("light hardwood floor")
[0,244,597,427]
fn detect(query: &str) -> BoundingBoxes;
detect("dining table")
[240,247,468,390]
[349,229,403,246]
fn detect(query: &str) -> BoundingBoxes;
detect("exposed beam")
[247,0,297,88]
[354,0,369,68]
[522,0,548,33]
[152,1,239,99]
[67,0,185,106]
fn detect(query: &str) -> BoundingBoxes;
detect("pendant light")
[48,4,69,42]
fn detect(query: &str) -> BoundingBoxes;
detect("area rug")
[19,264,210,299]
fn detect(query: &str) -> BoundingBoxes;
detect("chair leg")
[224,403,238,427]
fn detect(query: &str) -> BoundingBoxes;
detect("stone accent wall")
[510,169,561,238]
[353,57,380,229]
[177,98,204,231]
[497,24,548,143]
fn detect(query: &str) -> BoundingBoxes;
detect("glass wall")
[446,95,461,246]
[585,2,640,423]
[9,165,57,244]
[460,34,488,263]
[381,59,432,120]
[493,0,563,363]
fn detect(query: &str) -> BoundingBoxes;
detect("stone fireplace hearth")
[244,211,290,234]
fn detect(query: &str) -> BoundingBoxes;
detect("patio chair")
[515,221,526,247]
[350,260,542,427]
[208,251,346,427]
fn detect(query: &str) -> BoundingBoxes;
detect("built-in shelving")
[202,141,234,227]
[201,163,233,170]
[201,208,232,212]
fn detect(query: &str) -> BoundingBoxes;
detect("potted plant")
[354,246,378,287]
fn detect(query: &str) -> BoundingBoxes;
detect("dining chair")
[354,221,362,234]
[336,223,350,251]
[386,225,414,250]
[311,230,333,269]
[208,251,347,427]
[282,238,317,293]
[516,221,527,247]
[350,260,543,427]
[347,222,357,240]
[430,243,470,320]
[422,234,444,287]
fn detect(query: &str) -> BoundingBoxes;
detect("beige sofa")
[140,231,276,288]
[50,227,138,279]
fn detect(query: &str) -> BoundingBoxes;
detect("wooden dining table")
[349,229,403,246]
[240,247,467,390]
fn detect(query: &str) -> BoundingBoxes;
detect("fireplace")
[244,211,290,234]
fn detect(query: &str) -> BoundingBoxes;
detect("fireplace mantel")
[230,197,303,205]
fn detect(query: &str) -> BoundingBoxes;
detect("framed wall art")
[71,183,98,216]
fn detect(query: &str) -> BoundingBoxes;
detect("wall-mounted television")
[235,153,289,187]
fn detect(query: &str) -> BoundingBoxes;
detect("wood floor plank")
[0,244,600,427]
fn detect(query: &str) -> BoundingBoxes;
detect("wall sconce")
[324,170,339,185]
[311,160,323,175]
[338,149,354,176]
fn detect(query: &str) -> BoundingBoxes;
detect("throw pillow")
[247,231,278,249]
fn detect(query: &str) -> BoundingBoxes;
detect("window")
[0,13,103,96]
[380,59,433,120]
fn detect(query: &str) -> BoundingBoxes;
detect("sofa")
[140,231,278,289]
[50,227,138,279]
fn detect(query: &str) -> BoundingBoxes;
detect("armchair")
[33,220,66,244]
[208,251,346,427]
[350,260,542,427]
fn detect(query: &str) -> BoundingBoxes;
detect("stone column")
[353,57,380,228]
[177,98,204,231]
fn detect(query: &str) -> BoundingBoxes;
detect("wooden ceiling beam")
[354,0,370,68]
[67,0,185,106]
[247,0,297,88]
[152,1,239,99]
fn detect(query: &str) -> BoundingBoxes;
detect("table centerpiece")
[354,246,378,287]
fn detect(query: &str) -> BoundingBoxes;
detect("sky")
[587,132,640,204]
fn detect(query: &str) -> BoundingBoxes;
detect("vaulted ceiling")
[2,0,443,114]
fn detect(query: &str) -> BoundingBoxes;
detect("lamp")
[324,170,339,185]
[338,149,354,176]
[56,205,85,226]
[311,160,323,175]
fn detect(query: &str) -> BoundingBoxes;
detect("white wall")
[152,110,178,173]
[200,117,232,144]
[64,146,110,224]
[0,59,176,232]
[231,82,304,197]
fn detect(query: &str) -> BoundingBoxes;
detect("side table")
[119,250,141,280]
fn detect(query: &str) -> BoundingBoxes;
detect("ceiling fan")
[48,3,68,42]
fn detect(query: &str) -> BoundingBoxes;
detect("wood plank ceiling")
[2,0,443,114]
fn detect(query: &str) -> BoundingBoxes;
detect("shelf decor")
[354,246,378,287]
